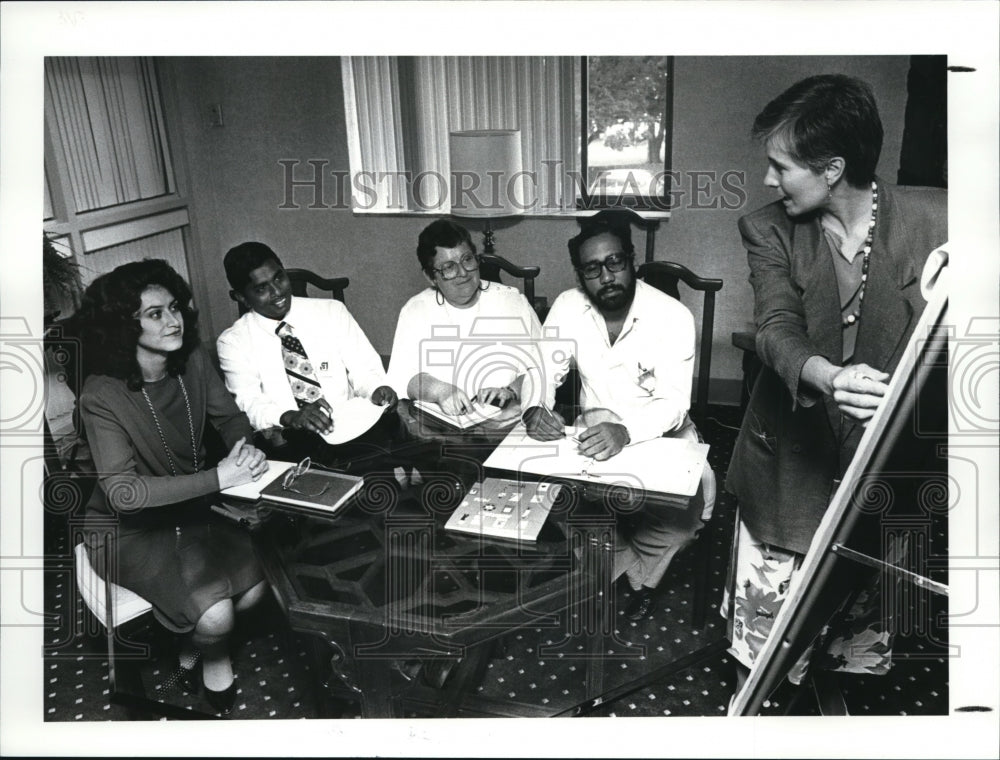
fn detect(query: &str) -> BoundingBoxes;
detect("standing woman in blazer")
[723,74,947,709]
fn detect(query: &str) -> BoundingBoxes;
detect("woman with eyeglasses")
[76,259,270,715]
[386,219,542,419]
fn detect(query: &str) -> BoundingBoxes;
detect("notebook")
[218,460,298,501]
[444,476,562,542]
[411,399,505,430]
[258,467,363,517]
[483,425,708,499]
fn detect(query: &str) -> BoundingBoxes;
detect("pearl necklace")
[843,181,878,327]
[141,375,198,475]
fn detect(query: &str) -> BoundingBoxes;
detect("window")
[43,57,192,287]
[342,56,674,216]
[580,56,673,211]
[342,56,579,214]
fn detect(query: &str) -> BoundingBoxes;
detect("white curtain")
[44,57,174,212]
[342,56,580,213]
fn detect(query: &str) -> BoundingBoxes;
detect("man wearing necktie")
[217,242,397,456]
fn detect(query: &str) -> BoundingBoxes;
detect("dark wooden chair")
[479,253,545,319]
[636,261,723,425]
[231,268,350,316]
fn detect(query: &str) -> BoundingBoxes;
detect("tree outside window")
[582,56,672,210]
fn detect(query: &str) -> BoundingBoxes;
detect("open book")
[411,398,505,430]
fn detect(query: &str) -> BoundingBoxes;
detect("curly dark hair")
[76,259,200,390]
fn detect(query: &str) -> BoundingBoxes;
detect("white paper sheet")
[483,425,708,497]
[320,397,387,445]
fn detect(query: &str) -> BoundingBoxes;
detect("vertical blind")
[342,56,580,213]
[77,228,190,288]
[44,57,175,213]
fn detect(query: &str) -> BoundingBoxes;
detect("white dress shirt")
[540,279,695,443]
[386,283,542,399]
[216,296,387,430]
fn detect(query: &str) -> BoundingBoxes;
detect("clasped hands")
[279,386,398,435]
[217,436,269,489]
[523,406,630,461]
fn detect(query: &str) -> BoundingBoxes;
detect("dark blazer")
[726,180,947,554]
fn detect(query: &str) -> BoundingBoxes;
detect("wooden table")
[253,403,719,718]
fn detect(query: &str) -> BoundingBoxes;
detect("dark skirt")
[86,501,264,633]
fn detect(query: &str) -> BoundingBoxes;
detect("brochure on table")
[445,476,563,542]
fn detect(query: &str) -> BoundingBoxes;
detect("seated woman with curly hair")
[76,258,270,715]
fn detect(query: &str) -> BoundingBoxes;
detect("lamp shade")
[449,129,524,218]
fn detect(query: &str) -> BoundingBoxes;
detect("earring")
[478,279,490,292]
[435,288,444,306]
[826,180,833,201]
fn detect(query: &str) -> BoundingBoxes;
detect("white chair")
[74,542,152,630]
[73,542,214,719]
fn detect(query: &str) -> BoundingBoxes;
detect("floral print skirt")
[721,515,896,685]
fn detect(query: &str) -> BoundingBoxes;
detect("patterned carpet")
[42,405,949,721]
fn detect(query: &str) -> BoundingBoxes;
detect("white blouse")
[386,283,542,400]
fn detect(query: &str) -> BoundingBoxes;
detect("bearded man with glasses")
[523,209,708,620]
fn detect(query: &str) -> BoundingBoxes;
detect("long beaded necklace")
[141,375,199,475]
[842,180,878,327]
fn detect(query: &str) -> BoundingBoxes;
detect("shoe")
[421,657,460,689]
[205,681,237,715]
[177,659,201,695]
[811,672,848,716]
[624,587,655,621]
[392,659,423,682]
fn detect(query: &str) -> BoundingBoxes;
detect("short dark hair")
[76,259,200,390]
[568,209,636,268]
[752,74,883,188]
[223,242,284,291]
[416,219,476,273]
